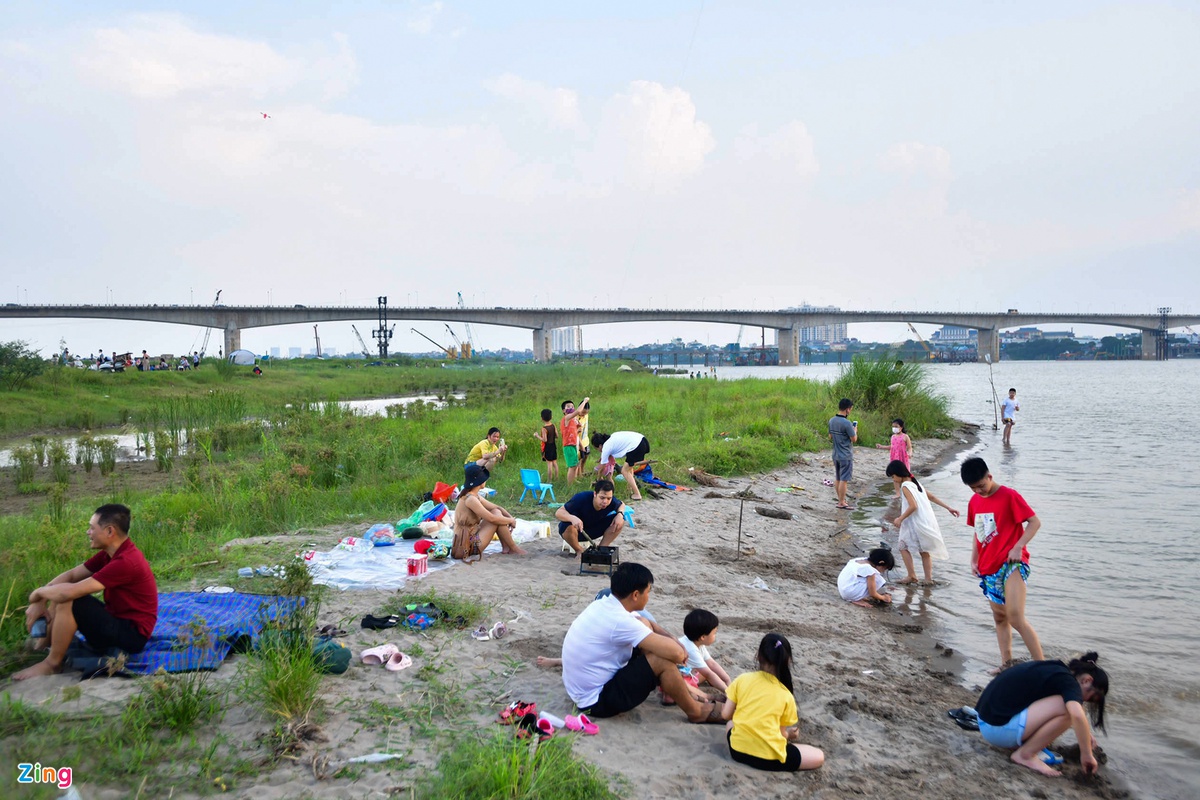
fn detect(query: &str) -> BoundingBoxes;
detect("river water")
[714,361,1199,800]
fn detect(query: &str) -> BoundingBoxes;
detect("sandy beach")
[4,435,1133,799]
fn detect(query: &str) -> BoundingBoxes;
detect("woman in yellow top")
[721,633,825,772]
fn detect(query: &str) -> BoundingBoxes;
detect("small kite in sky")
[261,112,271,119]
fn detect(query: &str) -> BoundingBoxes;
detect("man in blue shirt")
[556,479,625,556]
[828,398,858,510]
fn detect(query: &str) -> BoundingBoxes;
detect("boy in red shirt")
[960,457,1044,673]
[560,396,589,484]
[15,503,157,680]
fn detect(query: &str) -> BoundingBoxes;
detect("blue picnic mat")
[124,591,306,674]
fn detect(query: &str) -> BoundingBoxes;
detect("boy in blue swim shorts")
[961,457,1044,673]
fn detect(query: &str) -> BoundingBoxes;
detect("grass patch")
[418,730,621,800]
[239,561,325,726]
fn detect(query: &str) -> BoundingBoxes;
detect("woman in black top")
[975,652,1109,777]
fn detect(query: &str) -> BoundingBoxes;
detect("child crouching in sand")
[837,548,894,606]
[662,609,731,705]
[722,633,825,772]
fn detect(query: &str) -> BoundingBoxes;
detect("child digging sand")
[884,460,959,585]
[722,633,825,772]
[837,548,894,607]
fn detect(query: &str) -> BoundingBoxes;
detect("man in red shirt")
[15,503,158,680]
[961,458,1044,673]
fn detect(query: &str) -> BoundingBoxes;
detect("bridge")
[2,304,1197,363]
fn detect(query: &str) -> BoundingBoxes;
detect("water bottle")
[237,567,254,578]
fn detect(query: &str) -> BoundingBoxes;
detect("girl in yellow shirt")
[721,634,825,772]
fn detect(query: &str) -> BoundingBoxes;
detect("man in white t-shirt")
[561,563,723,723]
[589,431,650,501]
[1001,388,1020,445]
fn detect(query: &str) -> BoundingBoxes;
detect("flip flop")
[316,624,348,637]
[946,707,979,731]
[471,625,491,641]
[822,478,834,487]
[564,713,599,735]
[836,504,854,510]
[361,643,399,666]
[384,651,413,672]
[1041,749,1064,766]
[498,701,538,725]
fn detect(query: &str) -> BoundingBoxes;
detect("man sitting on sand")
[16,503,157,680]
[555,479,625,557]
[560,562,724,723]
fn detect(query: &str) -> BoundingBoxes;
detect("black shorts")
[557,521,600,544]
[73,595,149,654]
[727,730,803,772]
[542,444,558,462]
[583,651,658,718]
[624,437,651,466]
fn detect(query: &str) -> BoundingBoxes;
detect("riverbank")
[1,434,1131,799]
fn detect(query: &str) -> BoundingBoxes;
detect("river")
[711,361,1199,800]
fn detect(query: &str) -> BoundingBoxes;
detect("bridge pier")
[976,328,1000,363]
[777,326,799,367]
[223,324,241,358]
[532,329,552,362]
[1141,330,1162,360]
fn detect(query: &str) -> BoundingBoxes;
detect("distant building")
[1041,330,1075,341]
[784,304,848,344]
[551,326,582,353]
[288,347,301,358]
[1003,327,1043,342]
[930,325,976,342]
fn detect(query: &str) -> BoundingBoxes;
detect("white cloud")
[588,80,715,189]
[880,141,952,182]
[407,2,444,36]
[77,14,356,100]
[733,121,819,177]
[1174,188,1200,233]
[484,73,585,132]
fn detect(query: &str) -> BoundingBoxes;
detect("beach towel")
[122,591,305,674]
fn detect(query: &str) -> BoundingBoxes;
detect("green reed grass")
[418,730,620,800]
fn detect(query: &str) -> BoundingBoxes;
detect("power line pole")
[373,296,393,359]
[1157,307,1171,361]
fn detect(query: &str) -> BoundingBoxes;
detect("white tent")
[227,349,257,366]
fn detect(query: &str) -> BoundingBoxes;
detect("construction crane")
[457,292,478,357]
[313,324,322,358]
[198,290,222,356]
[444,324,471,360]
[906,323,935,359]
[412,328,457,359]
[351,325,371,358]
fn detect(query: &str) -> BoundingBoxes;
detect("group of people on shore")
[829,394,1106,778]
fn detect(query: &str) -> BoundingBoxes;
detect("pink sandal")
[565,713,599,735]
[361,643,399,666]
[385,651,413,672]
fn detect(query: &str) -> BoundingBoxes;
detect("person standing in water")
[1001,388,1020,445]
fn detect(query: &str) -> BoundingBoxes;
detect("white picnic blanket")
[303,520,550,590]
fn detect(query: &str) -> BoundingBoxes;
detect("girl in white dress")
[885,460,959,585]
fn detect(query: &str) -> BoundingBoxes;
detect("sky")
[2,1,1198,357]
